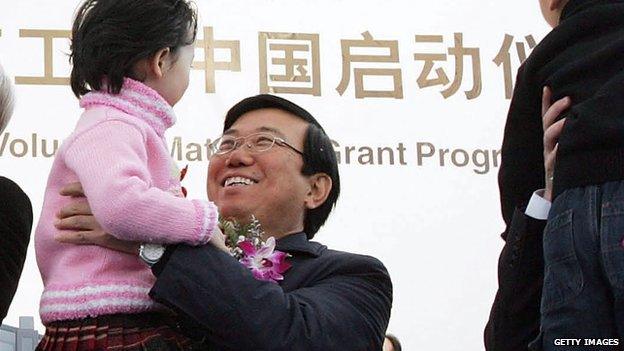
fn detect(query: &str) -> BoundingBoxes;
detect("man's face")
[207,108,311,237]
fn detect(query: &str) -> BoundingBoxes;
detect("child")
[34,0,218,349]
[496,0,624,349]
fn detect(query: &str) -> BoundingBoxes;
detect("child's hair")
[69,0,198,98]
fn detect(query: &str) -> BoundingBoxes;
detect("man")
[485,90,568,351]
[0,62,33,324]
[55,94,393,350]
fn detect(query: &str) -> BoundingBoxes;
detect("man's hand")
[542,87,570,202]
[54,182,140,255]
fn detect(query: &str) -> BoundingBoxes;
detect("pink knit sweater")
[35,78,218,324]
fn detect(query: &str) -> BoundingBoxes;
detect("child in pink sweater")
[34,0,217,350]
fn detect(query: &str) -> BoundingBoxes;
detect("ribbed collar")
[561,0,624,21]
[276,232,325,257]
[79,78,176,137]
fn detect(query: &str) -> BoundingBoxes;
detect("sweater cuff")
[192,199,219,245]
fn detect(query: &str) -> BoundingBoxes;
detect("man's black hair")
[224,94,340,239]
[69,0,198,98]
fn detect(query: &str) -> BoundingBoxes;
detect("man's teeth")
[225,177,256,187]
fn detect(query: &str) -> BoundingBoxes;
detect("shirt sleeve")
[524,189,551,220]
[63,120,217,245]
[150,244,392,350]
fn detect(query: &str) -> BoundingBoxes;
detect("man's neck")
[254,214,305,241]
[262,227,304,241]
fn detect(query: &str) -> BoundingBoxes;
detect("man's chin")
[218,206,253,224]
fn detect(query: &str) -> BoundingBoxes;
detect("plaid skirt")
[36,312,199,351]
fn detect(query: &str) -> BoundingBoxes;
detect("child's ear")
[550,0,566,11]
[304,173,332,210]
[148,47,171,78]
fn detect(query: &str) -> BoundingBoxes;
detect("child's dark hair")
[70,0,198,98]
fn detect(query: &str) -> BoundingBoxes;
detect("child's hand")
[55,182,140,255]
[209,225,229,253]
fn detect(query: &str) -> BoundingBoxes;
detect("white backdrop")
[0,1,550,350]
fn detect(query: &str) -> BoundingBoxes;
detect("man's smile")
[223,176,258,187]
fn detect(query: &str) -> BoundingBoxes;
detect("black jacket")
[0,176,33,324]
[499,0,624,226]
[149,232,392,350]
[485,208,546,351]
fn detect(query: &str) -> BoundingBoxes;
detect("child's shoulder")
[57,106,151,154]
[74,105,151,137]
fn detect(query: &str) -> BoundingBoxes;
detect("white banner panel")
[0,1,550,349]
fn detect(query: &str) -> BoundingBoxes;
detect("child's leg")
[600,180,624,342]
[538,185,619,350]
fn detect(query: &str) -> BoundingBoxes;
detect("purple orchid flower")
[238,237,292,283]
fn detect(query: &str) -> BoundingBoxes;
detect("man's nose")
[225,144,254,167]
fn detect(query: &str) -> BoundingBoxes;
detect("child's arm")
[63,119,216,245]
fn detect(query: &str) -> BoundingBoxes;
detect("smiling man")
[55,94,392,350]
[207,105,328,239]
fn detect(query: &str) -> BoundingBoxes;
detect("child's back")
[36,78,214,323]
[499,0,624,223]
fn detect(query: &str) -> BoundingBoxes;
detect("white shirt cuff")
[524,189,551,220]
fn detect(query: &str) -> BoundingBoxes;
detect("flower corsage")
[220,216,292,283]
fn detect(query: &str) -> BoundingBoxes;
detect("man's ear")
[304,173,332,210]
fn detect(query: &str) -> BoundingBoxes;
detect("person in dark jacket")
[53,94,393,350]
[0,62,33,324]
[0,179,32,325]
[485,88,569,351]
[491,0,624,349]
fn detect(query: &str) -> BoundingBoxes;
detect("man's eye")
[254,136,273,146]
[218,139,235,150]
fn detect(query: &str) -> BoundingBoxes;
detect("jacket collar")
[276,232,325,257]
[561,0,624,22]
[79,78,176,137]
